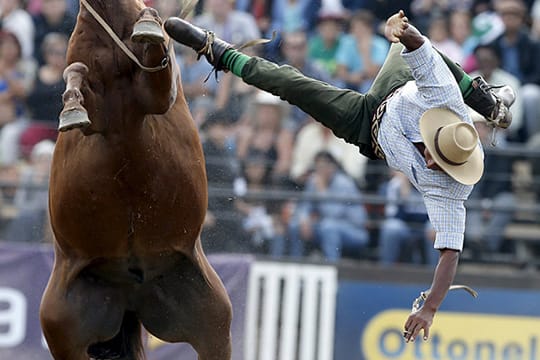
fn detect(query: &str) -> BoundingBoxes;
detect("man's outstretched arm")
[404,249,459,342]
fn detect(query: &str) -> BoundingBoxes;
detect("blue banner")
[0,243,251,360]
[334,280,540,360]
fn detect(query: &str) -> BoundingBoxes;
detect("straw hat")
[419,108,484,185]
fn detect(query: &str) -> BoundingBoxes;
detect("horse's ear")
[179,0,199,19]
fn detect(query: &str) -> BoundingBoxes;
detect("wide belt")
[370,87,401,160]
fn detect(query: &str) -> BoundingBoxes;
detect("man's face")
[283,33,307,66]
[317,20,341,43]
[475,47,498,75]
[498,2,526,32]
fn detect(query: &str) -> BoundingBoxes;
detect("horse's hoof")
[131,20,165,44]
[58,109,91,132]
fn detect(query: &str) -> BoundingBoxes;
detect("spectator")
[234,0,282,60]
[290,116,367,187]
[465,116,516,253]
[234,149,278,255]
[26,32,67,122]
[286,151,369,261]
[0,0,35,59]
[1,139,54,242]
[236,0,274,36]
[27,0,79,16]
[449,9,479,73]
[335,9,389,93]
[213,44,259,122]
[469,44,523,142]
[154,0,182,19]
[531,0,540,40]
[0,31,36,165]
[489,0,540,142]
[470,0,505,45]
[191,0,262,119]
[200,109,246,253]
[410,0,472,32]
[236,90,294,186]
[307,9,347,84]
[0,162,18,230]
[360,0,412,25]
[31,0,75,65]
[449,10,478,59]
[378,170,437,266]
[427,15,465,64]
[0,31,25,128]
[280,30,334,130]
[176,47,218,127]
[21,32,67,159]
[280,0,311,33]
[193,0,260,46]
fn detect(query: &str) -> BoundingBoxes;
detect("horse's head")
[78,0,198,38]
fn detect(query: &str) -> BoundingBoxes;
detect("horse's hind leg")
[59,62,91,132]
[40,262,128,360]
[136,251,232,360]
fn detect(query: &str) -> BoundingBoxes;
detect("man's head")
[41,32,68,68]
[450,10,472,45]
[205,0,234,22]
[473,44,500,78]
[316,10,346,44]
[419,108,484,185]
[349,10,375,39]
[0,0,22,13]
[313,151,340,181]
[495,0,527,34]
[282,31,308,68]
[201,109,233,145]
[41,0,67,23]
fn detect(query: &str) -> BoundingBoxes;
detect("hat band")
[434,127,467,166]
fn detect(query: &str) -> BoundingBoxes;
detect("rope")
[80,0,170,73]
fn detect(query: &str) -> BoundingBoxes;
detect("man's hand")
[403,249,460,342]
[403,306,435,342]
[384,10,409,43]
[384,10,425,51]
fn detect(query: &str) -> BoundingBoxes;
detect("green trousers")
[241,43,468,159]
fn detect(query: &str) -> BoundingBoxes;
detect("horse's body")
[39,1,232,359]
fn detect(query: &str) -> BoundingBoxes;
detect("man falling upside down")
[161,9,515,344]
[57,10,515,343]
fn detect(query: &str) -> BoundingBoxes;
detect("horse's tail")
[87,311,145,360]
[122,311,145,360]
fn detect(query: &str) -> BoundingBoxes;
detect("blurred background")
[0,0,540,359]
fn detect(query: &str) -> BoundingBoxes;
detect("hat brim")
[420,108,484,185]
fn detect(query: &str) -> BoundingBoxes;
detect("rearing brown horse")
[39,1,232,359]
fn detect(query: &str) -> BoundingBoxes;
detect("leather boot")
[465,76,516,129]
[164,17,233,71]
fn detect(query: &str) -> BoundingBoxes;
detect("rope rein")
[80,0,171,73]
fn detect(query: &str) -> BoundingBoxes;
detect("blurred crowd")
[0,0,539,266]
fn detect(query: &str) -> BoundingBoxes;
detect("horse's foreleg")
[59,62,92,132]
[132,8,177,115]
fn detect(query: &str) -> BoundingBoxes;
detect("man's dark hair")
[473,43,500,61]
